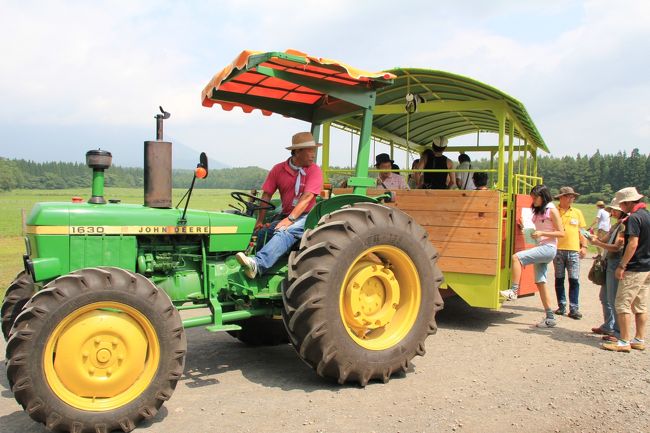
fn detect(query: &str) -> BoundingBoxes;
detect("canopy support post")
[322,122,331,183]
[497,110,506,190]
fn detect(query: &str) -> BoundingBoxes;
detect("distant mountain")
[0,123,227,170]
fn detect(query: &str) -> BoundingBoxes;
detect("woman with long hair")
[500,184,565,327]
[589,200,627,338]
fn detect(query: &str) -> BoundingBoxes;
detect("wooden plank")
[405,210,499,229]
[432,241,498,260]
[425,226,498,244]
[394,195,498,212]
[438,257,497,275]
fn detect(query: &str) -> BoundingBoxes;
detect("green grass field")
[0,188,601,297]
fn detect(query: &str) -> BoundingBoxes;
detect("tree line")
[0,159,268,191]
[1,149,648,202]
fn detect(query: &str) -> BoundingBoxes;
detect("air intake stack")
[144,107,172,208]
[86,149,112,204]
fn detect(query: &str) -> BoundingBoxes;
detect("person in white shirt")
[589,200,611,256]
[456,153,475,190]
[375,153,409,190]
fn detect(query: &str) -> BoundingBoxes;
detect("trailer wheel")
[228,317,289,346]
[6,267,186,433]
[282,203,444,386]
[2,270,35,341]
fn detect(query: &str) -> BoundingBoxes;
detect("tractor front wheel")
[2,270,35,340]
[282,203,444,386]
[6,267,186,433]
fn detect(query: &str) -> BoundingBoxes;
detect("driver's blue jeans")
[254,215,306,275]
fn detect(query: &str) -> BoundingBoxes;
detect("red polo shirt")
[262,159,323,215]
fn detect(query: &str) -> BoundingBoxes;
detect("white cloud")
[0,0,648,168]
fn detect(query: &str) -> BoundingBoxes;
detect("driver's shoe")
[236,252,258,279]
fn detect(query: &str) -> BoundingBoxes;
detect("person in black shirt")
[415,137,456,189]
[602,187,649,353]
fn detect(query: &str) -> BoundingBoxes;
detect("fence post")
[21,208,26,236]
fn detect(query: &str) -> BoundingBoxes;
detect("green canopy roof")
[335,68,548,154]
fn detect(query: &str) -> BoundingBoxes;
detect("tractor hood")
[26,202,255,252]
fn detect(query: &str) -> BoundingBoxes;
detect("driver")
[236,132,323,278]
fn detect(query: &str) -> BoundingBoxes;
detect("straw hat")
[605,197,622,212]
[595,200,605,207]
[613,186,644,204]
[554,186,580,199]
[286,132,322,150]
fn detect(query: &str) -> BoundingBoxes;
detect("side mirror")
[195,152,209,179]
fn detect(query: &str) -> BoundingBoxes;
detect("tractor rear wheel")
[6,267,186,433]
[2,270,35,340]
[228,316,289,346]
[282,203,444,386]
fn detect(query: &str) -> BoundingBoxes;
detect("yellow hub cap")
[44,301,160,411]
[340,246,421,350]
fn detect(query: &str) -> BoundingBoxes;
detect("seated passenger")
[375,153,409,190]
[456,153,475,190]
[473,172,489,190]
[416,137,456,189]
[407,159,420,189]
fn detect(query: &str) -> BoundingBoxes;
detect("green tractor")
[3,50,443,433]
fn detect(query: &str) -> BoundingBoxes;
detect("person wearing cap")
[375,153,409,190]
[236,132,323,278]
[415,137,456,189]
[553,186,588,319]
[602,187,649,352]
[588,199,627,338]
[588,200,611,256]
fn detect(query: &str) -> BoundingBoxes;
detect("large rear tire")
[228,316,289,346]
[282,203,444,386]
[6,267,186,433]
[2,270,35,341]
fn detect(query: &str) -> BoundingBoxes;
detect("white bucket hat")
[431,136,448,148]
[613,186,644,204]
[286,132,323,150]
[605,197,622,212]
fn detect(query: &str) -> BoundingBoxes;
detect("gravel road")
[1,259,648,433]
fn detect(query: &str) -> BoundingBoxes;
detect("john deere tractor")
[3,50,443,433]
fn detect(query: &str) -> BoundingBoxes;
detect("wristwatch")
[287,215,296,223]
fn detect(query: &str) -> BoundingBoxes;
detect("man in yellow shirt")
[554,187,588,319]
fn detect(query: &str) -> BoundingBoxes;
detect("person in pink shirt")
[237,132,323,278]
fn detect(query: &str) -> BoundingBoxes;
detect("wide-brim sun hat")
[605,198,622,212]
[595,200,605,207]
[613,186,644,204]
[286,131,323,150]
[554,186,580,199]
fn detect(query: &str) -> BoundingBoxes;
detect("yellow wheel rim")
[339,246,421,351]
[44,301,160,411]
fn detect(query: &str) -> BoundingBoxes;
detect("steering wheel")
[230,191,276,216]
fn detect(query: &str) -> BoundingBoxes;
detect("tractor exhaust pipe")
[86,149,112,204]
[144,107,172,208]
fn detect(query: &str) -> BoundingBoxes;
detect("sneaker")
[235,252,258,279]
[631,339,646,351]
[554,306,566,315]
[568,309,583,320]
[499,289,518,301]
[601,341,631,352]
[535,317,557,328]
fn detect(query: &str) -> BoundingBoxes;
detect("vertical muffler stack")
[144,107,172,208]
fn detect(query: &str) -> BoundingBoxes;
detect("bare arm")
[275,192,315,230]
[590,229,624,253]
[615,236,639,280]
[414,156,427,188]
[255,191,274,228]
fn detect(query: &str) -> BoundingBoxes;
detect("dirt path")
[1,260,648,433]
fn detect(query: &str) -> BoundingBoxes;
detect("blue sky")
[0,0,648,169]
